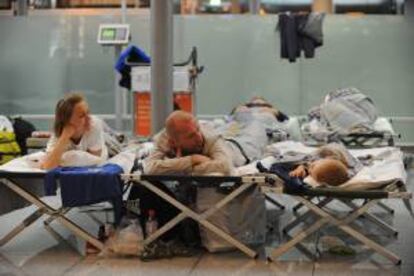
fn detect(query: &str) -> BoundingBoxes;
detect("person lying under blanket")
[231,96,289,123]
[226,96,291,142]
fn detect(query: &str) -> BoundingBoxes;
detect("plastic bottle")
[98,225,107,242]
[145,209,158,237]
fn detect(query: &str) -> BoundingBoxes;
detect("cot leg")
[282,231,317,260]
[139,180,258,258]
[306,197,401,265]
[343,201,398,236]
[292,196,317,213]
[292,202,304,213]
[377,201,395,215]
[265,194,285,210]
[362,213,398,236]
[0,178,105,251]
[339,224,401,265]
[43,207,71,226]
[283,197,332,234]
[0,208,45,246]
[268,218,329,261]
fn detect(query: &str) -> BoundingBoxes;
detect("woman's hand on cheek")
[61,124,77,140]
[85,115,91,131]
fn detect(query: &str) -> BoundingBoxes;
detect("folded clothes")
[257,162,309,194]
[44,164,124,224]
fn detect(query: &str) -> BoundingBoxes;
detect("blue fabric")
[115,45,151,72]
[44,164,124,224]
[257,162,309,194]
[115,45,151,90]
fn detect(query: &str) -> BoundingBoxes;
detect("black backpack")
[9,117,36,155]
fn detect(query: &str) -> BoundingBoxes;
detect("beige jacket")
[144,125,233,176]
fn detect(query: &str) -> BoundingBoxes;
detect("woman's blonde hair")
[53,93,85,137]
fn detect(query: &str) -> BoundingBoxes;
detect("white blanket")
[339,147,406,190]
[0,150,136,174]
[301,117,396,139]
[236,141,407,191]
[0,151,46,173]
[3,140,405,191]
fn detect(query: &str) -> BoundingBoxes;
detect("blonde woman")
[41,93,107,170]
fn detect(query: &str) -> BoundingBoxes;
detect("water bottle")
[98,225,106,242]
[145,209,158,237]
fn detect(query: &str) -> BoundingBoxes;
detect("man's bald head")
[165,111,204,155]
[166,111,196,138]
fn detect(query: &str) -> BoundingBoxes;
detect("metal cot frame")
[298,117,400,148]
[0,171,267,258]
[261,180,412,265]
[0,171,107,252]
[122,174,268,258]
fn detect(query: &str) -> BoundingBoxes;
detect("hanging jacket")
[115,45,151,90]
[277,12,325,62]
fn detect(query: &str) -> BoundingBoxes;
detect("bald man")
[139,111,234,246]
[144,111,234,175]
[140,111,268,250]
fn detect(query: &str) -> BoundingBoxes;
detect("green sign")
[102,28,116,40]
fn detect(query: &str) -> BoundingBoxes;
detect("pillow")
[61,150,105,167]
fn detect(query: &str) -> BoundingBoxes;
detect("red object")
[134,92,152,137]
[173,92,193,113]
[133,91,193,137]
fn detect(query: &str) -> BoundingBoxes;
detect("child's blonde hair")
[316,146,349,167]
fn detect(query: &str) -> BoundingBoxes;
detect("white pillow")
[61,150,105,167]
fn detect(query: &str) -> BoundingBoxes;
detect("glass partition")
[0,0,405,15]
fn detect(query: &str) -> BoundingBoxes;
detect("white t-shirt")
[46,116,108,160]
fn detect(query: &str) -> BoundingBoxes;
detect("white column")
[150,0,174,135]
[14,0,28,16]
[249,0,260,14]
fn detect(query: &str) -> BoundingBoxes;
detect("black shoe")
[166,239,199,257]
[140,241,173,261]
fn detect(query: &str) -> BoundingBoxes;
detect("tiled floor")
[1,170,414,275]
